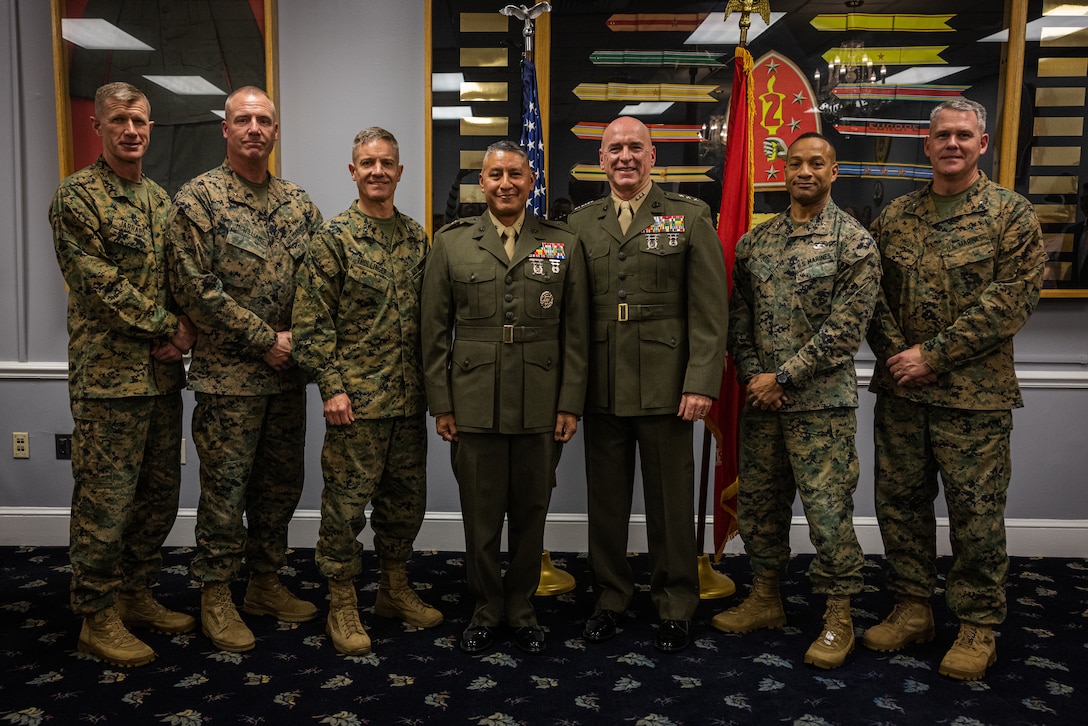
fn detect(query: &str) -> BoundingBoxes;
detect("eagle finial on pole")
[724,0,771,48]
[501,2,552,55]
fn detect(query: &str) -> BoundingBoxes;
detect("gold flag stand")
[536,550,576,596]
[698,427,737,599]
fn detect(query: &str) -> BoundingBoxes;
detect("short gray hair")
[483,140,529,165]
[931,98,987,135]
[352,127,400,163]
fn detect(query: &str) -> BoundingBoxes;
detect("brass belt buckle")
[502,324,515,343]
[617,303,629,322]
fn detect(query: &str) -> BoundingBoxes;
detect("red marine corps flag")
[706,43,755,559]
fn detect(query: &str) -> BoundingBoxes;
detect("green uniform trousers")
[874,395,1012,625]
[69,393,183,615]
[451,431,559,628]
[190,390,306,583]
[315,414,428,579]
[737,407,864,595]
[584,413,699,621]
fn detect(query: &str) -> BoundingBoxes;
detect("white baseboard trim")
[2,508,1086,558]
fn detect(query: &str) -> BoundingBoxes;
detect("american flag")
[520,58,547,217]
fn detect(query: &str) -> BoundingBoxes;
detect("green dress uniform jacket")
[50,156,184,398]
[568,183,728,416]
[421,214,589,431]
[292,201,428,418]
[166,160,323,395]
[567,183,727,622]
[867,172,1045,409]
[421,213,589,628]
[731,199,881,411]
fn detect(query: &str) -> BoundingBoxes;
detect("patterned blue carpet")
[1,546,1085,725]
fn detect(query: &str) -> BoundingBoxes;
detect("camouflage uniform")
[166,160,322,583]
[292,202,429,579]
[730,200,880,595]
[50,156,186,615]
[868,172,1044,624]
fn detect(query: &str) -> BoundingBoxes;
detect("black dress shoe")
[513,625,546,654]
[460,624,496,653]
[655,619,691,653]
[583,609,622,642]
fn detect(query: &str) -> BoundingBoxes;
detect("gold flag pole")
[696,0,771,600]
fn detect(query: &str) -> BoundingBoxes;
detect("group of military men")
[51,80,1043,683]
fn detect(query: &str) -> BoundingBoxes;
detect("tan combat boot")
[327,577,371,655]
[201,582,255,652]
[118,589,197,634]
[374,560,444,628]
[804,595,855,669]
[242,572,318,622]
[939,623,996,680]
[78,605,156,667]
[711,573,787,633]
[863,597,935,652]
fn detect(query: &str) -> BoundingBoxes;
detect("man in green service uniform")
[864,98,1045,680]
[50,81,197,668]
[421,140,589,655]
[293,127,442,656]
[167,86,323,652]
[567,116,728,653]
[710,133,880,670]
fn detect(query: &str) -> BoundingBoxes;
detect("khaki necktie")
[502,229,516,261]
[617,200,633,234]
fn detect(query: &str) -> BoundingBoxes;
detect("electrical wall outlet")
[13,432,29,459]
[55,434,72,460]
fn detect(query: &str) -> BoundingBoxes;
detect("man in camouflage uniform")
[422,141,589,655]
[567,116,727,653]
[292,127,441,656]
[50,82,197,667]
[166,86,322,652]
[711,133,880,670]
[864,99,1045,680]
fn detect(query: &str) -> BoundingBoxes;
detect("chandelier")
[813,40,889,124]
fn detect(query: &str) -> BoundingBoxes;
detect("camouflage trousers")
[315,414,428,580]
[190,390,306,583]
[873,395,1012,625]
[737,407,864,596]
[68,393,183,615]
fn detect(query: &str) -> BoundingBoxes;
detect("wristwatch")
[775,368,793,388]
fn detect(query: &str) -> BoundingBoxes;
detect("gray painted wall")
[2,0,1087,530]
